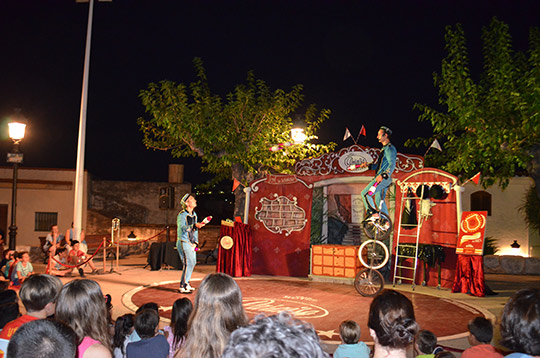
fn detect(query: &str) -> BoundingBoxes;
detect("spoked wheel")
[358,239,389,270]
[362,211,392,240]
[354,268,384,297]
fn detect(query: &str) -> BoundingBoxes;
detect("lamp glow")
[291,128,307,144]
[8,122,26,142]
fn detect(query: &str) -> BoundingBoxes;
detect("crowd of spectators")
[0,269,538,358]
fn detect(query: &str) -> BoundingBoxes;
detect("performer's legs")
[361,178,378,214]
[177,240,187,288]
[375,179,391,217]
[183,241,197,284]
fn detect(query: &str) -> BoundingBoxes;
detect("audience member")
[0,289,20,330]
[0,280,9,291]
[0,274,62,340]
[129,302,161,343]
[434,352,456,358]
[0,249,14,279]
[222,311,329,358]
[126,309,169,358]
[415,330,438,358]
[333,320,370,358]
[164,298,192,357]
[69,240,97,276]
[49,247,73,276]
[7,319,77,358]
[55,279,112,358]
[113,314,134,358]
[44,224,64,256]
[368,289,419,358]
[176,273,247,358]
[462,317,502,358]
[500,288,540,358]
[11,251,34,285]
[67,223,88,252]
[6,251,19,282]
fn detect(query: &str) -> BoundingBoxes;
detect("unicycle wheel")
[354,268,384,297]
[362,211,392,240]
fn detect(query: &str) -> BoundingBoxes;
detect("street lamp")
[7,116,27,250]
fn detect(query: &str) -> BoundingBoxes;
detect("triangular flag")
[359,125,366,137]
[232,179,241,192]
[470,172,481,185]
[430,139,442,151]
[343,127,352,141]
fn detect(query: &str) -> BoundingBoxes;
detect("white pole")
[73,0,94,242]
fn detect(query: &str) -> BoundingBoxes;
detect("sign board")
[7,153,23,163]
[456,211,487,255]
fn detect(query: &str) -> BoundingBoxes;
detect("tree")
[408,18,540,205]
[138,58,335,218]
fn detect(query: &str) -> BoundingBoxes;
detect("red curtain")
[217,222,252,277]
[452,255,485,297]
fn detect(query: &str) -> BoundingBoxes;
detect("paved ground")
[27,255,540,357]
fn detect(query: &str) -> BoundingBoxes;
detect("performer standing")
[177,193,206,294]
[360,126,397,217]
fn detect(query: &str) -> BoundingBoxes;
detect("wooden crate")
[311,244,361,278]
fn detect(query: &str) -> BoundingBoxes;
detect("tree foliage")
[137,58,335,190]
[407,18,540,191]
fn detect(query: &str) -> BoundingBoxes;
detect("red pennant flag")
[470,172,481,185]
[359,125,366,137]
[232,179,241,192]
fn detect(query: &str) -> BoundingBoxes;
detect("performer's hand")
[190,243,197,249]
[195,222,205,229]
[376,174,383,183]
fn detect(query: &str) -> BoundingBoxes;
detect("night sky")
[1,0,539,186]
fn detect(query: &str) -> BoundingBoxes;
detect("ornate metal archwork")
[251,175,313,193]
[294,145,424,176]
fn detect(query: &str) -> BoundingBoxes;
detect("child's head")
[113,313,134,350]
[3,249,14,260]
[56,247,68,258]
[467,317,493,345]
[135,309,159,339]
[171,298,193,342]
[19,274,62,314]
[416,330,437,355]
[71,240,80,251]
[136,302,159,314]
[339,320,361,345]
[18,251,30,263]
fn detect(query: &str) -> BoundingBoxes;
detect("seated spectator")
[500,288,540,358]
[129,302,161,343]
[222,311,329,358]
[44,224,64,257]
[126,309,169,358]
[177,273,247,358]
[66,223,88,253]
[11,251,34,286]
[0,249,14,279]
[6,251,18,282]
[113,314,134,358]
[7,319,77,358]
[0,289,20,331]
[462,317,502,358]
[69,240,97,276]
[368,289,419,358]
[415,330,438,358]
[49,247,73,276]
[0,274,62,340]
[0,280,10,292]
[55,279,112,358]
[334,320,370,358]
[164,298,192,357]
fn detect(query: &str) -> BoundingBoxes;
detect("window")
[470,191,492,216]
[35,212,58,231]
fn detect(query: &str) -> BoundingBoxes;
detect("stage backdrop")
[247,145,424,277]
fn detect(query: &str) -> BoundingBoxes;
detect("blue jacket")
[370,143,397,178]
[177,210,198,244]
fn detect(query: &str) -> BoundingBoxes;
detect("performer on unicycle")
[359,126,397,219]
[177,193,207,294]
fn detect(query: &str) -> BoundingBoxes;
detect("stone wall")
[484,255,540,275]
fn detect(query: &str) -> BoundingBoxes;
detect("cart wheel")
[354,268,384,297]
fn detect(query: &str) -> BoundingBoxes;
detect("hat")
[180,193,192,209]
[379,126,392,136]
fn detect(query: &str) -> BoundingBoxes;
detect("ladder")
[392,184,427,290]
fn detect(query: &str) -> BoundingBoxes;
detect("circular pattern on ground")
[123,277,483,343]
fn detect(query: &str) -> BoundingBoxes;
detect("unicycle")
[354,194,392,297]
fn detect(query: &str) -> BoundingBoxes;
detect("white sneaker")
[178,286,191,294]
[186,283,196,291]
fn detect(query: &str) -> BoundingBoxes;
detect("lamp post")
[7,119,27,250]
